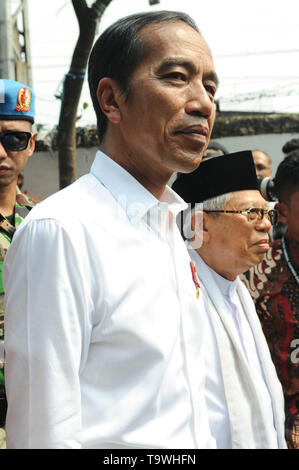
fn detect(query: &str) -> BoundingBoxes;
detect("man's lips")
[174,125,209,145]
[254,238,270,249]
[0,166,13,176]
[175,125,209,138]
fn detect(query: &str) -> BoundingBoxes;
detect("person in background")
[172,151,286,449]
[3,11,219,449]
[252,149,272,178]
[252,149,286,240]
[241,150,299,449]
[0,79,38,449]
[202,140,228,160]
[17,172,24,190]
[17,171,40,203]
[282,138,299,157]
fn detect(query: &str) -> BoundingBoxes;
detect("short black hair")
[88,10,200,142]
[281,138,299,155]
[274,150,299,204]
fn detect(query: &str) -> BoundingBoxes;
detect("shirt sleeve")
[3,218,91,448]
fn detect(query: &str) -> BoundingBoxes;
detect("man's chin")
[175,154,204,174]
[0,177,16,188]
[250,252,268,267]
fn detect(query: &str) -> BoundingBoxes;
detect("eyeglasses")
[0,131,32,152]
[204,207,278,225]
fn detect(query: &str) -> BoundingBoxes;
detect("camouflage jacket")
[0,187,38,395]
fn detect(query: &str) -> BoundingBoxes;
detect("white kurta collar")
[209,268,238,299]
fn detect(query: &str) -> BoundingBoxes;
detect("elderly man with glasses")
[172,151,286,449]
[0,79,38,447]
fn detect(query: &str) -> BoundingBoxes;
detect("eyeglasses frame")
[203,207,278,225]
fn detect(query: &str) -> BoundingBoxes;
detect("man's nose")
[185,83,215,119]
[256,215,272,232]
[0,141,8,159]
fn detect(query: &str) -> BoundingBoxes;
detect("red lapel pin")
[190,261,200,298]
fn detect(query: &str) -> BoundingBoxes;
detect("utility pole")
[0,0,14,79]
[0,0,32,86]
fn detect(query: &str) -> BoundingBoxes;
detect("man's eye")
[205,85,216,99]
[249,208,260,215]
[165,72,186,81]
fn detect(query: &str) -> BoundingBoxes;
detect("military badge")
[0,79,35,123]
[15,87,32,112]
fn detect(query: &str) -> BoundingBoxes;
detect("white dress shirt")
[3,151,215,449]
[189,249,284,449]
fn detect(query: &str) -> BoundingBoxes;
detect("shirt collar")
[90,150,187,223]
[190,247,238,298]
[160,184,188,217]
[210,266,238,298]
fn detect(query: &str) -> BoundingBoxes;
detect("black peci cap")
[172,150,258,203]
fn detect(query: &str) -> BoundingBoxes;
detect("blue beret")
[0,79,35,123]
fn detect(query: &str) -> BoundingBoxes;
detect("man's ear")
[275,202,289,225]
[191,210,210,248]
[27,132,36,158]
[201,211,211,243]
[96,77,121,124]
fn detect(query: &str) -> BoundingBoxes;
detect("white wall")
[215,132,299,175]
[23,133,299,201]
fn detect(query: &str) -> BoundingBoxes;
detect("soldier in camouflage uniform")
[0,79,38,448]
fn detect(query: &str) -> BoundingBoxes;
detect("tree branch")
[57,0,114,189]
[71,0,88,19]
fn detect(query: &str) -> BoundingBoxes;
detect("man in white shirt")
[3,11,218,448]
[172,151,287,448]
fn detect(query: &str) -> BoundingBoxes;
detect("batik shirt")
[0,188,38,398]
[241,235,299,449]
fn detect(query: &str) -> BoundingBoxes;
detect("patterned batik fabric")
[0,188,38,399]
[241,236,299,449]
